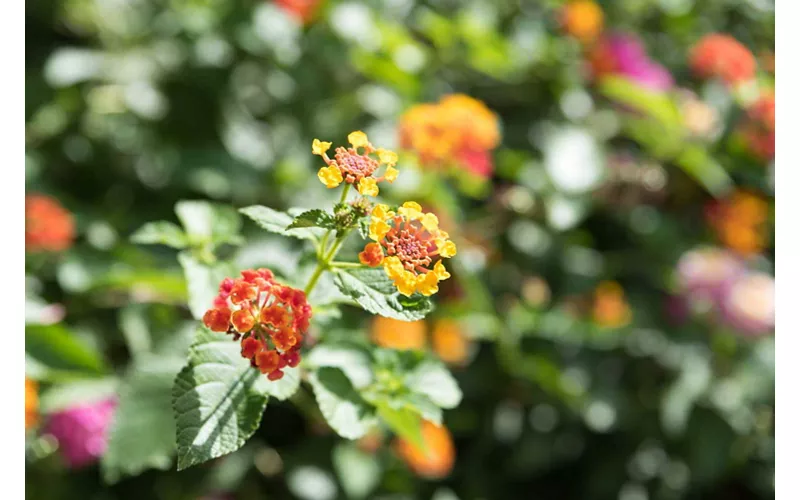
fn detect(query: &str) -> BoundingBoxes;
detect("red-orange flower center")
[382,218,435,272]
[334,147,379,184]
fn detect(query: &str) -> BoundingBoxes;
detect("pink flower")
[44,398,117,469]
[676,247,744,305]
[719,272,775,336]
[589,34,674,91]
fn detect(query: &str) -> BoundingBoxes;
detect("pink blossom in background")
[44,398,117,469]
[676,247,744,304]
[590,34,674,91]
[457,148,494,179]
[719,272,775,336]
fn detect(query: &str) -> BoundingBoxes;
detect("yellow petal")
[383,256,404,277]
[348,131,370,149]
[372,203,391,220]
[377,148,398,166]
[416,272,439,296]
[358,177,379,197]
[420,213,439,233]
[317,165,343,188]
[398,201,423,220]
[433,261,450,280]
[384,165,399,183]
[312,139,332,155]
[439,240,457,258]
[393,270,418,297]
[369,219,391,241]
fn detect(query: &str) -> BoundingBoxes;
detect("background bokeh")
[25,0,775,499]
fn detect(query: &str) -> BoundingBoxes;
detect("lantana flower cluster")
[202,269,312,381]
[359,202,457,297]
[690,33,756,86]
[587,33,674,91]
[313,131,398,197]
[25,194,75,252]
[398,94,500,178]
[705,190,770,257]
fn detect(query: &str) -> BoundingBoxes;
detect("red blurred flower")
[275,0,321,24]
[25,194,75,252]
[690,34,756,85]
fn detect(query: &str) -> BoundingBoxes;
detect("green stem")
[304,230,352,296]
[329,261,363,269]
[339,183,351,204]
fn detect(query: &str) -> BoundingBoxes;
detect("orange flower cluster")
[25,194,75,252]
[398,94,500,179]
[370,317,470,366]
[394,420,455,479]
[592,281,632,328]
[275,0,320,24]
[26,378,38,430]
[706,191,770,257]
[359,203,456,297]
[559,0,604,43]
[690,34,756,85]
[202,269,312,381]
[741,91,775,161]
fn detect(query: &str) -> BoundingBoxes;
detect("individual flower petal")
[203,307,231,332]
[372,204,394,220]
[358,177,379,196]
[420,213,439,232]
[398,201,423,220]
[384,165,399,183]
[348,130,370,149]
[231,309,256,333]
[377,148,398,166]
[438,240,457,258]
[433,261,450,280]
[359,242,385,267]
[312,139,332,155]
[318,164,344,188]
[416,272,440,296]
[369,218,392,241]
[393,270,419,297]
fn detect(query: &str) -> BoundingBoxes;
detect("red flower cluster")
[690,34,756,85]
[25,194,75,252]
[275,0,320,24]
[202,269,312,381]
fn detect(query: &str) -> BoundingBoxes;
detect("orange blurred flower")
[394,420,455,479]
[690,34,756,85]
[431,319,470,366]
[26,378,38,430]
[706,191,770,256]
[560,1,604,44]
[399,94,500,178]
[371,316,427,351]
[25,194,75,252]
[592,281,632,328]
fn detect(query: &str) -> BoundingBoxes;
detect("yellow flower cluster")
[359,202,456,297]
[312,131,398,197]
[398,95,500,173]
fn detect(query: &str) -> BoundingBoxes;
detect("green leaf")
[25,324,107,379]
[305,345,374,388]
[287,209,336,230]
[102,354,186,482]
[130,221,188,249]
[675,146,734,198]
[397,393,443,426]
[308,367,376,440]
[332,443,382,500]
[405,361,462,409]
[333,268,434,321]
[178,253,236,320]
[175,200,243,246]
[375,401,424,449]
[240,205,323,241]
[172,327,269,470]
[257,366,301,401]
[598,76,683,128]
[102,326,194,482]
